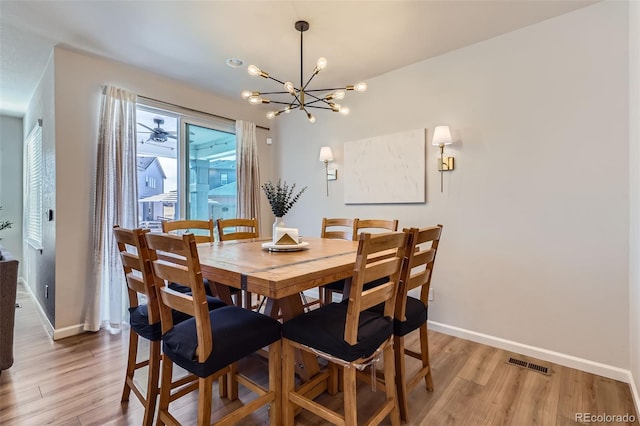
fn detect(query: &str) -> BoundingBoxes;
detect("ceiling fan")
[138,118,177,143]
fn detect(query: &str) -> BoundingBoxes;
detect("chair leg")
[282,339,296,426]
[142,340,161,426]
[394,336,410,422]
[156,356,173,426]
[384,342,401,426]
[121,329,138,403]
[227,362,239,401]
[197,376,213,426]
[269,340,282,426]
[218,375,228,399]
[343,366,358,425]
[420,323,434,391]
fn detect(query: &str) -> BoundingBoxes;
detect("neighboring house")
[136,157,166,223]
[208,181,236,220]
[208,159,236,190]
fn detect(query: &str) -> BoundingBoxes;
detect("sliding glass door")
[135,104,236,228]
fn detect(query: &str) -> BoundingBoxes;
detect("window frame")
[24,121,43,249]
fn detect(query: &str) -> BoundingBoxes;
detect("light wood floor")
[1,284,638,425]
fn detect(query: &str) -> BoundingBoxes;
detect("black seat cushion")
[162,306,282,378]
[323,279,347,291]
[282,302,392,362]
[169,279,241,296]
[322,276,390,298]
[368,296,427,337]
[129,295,227,341]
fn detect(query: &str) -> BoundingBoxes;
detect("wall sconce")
[319,146,336,196]
[432,125,454,192]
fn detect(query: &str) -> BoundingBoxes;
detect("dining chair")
[161,218,215,243]
[318,217,357,306]
[145,231,282,426]
[216,217,259,309]
[364,225,443,421]
[320,217,357,241]
[163,218,242,306]
[281,231,408,426]
[392,225,442,421]
[113,226,227,426]
[322,218,399,304]
[215,217,259,241]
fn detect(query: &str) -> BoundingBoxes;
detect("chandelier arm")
[258,91,292,95]
[269,100,302,106]
[302,72,319,92]
[304,97,332,107]
[305,105,335,110]
[304,87,349,93]
[266,75,288,85]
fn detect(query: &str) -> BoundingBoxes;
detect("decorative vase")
[273,216,285,243]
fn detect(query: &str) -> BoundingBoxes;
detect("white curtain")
[235,121,261,228]
[84,85,138,332]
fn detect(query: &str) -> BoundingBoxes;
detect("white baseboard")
[428,320,631,383]
[52,324,86,340]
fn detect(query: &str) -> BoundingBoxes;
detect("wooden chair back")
[345,231,408,345]
[396,225,443,322]
[354,218,399,238]
[161,219,214,244]
[216,217,259,241]
[144,232,213,362]
[113,226,159,324]
[320,217,357,241]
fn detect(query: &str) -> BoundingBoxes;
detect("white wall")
[0,115,23,268]
[24,47,276,335]
[629,0,640,412]
[274,1,630,372]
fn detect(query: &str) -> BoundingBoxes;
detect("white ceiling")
[0,0,597,117]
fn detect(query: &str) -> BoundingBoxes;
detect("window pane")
[186,123,236,221]
[136,107,178,231]
[25,123,42,245]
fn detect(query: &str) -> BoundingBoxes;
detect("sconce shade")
[432,126,452,146]
[319,146,334,162]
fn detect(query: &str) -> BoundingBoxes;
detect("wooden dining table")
[195,236,361,379]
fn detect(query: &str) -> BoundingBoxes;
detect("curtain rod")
[138,95,270,131]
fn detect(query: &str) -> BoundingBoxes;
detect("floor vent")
[506,357,550,375]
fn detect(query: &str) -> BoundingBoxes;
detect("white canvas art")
[344,129,426,204]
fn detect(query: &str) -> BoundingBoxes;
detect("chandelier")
[241,20,367,123]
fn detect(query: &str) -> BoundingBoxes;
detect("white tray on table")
[261,241,309,252]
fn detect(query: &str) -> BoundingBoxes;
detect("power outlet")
[45,285,49,299]
[428,287,434,301]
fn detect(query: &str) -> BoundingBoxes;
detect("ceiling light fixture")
[242,20,367,123]
[226,58,244,68]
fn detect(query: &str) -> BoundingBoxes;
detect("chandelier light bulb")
[241,90,254,99]
[334,90,345,100]
[248,96,263,105]
[307,112,316,123]
[284,81,296,94]
[316,57,327,71]
[284,107,292,114]
[266,111,277,119]
[354,82,367,92]
[247,65,262,76]
[340,106,350,115]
